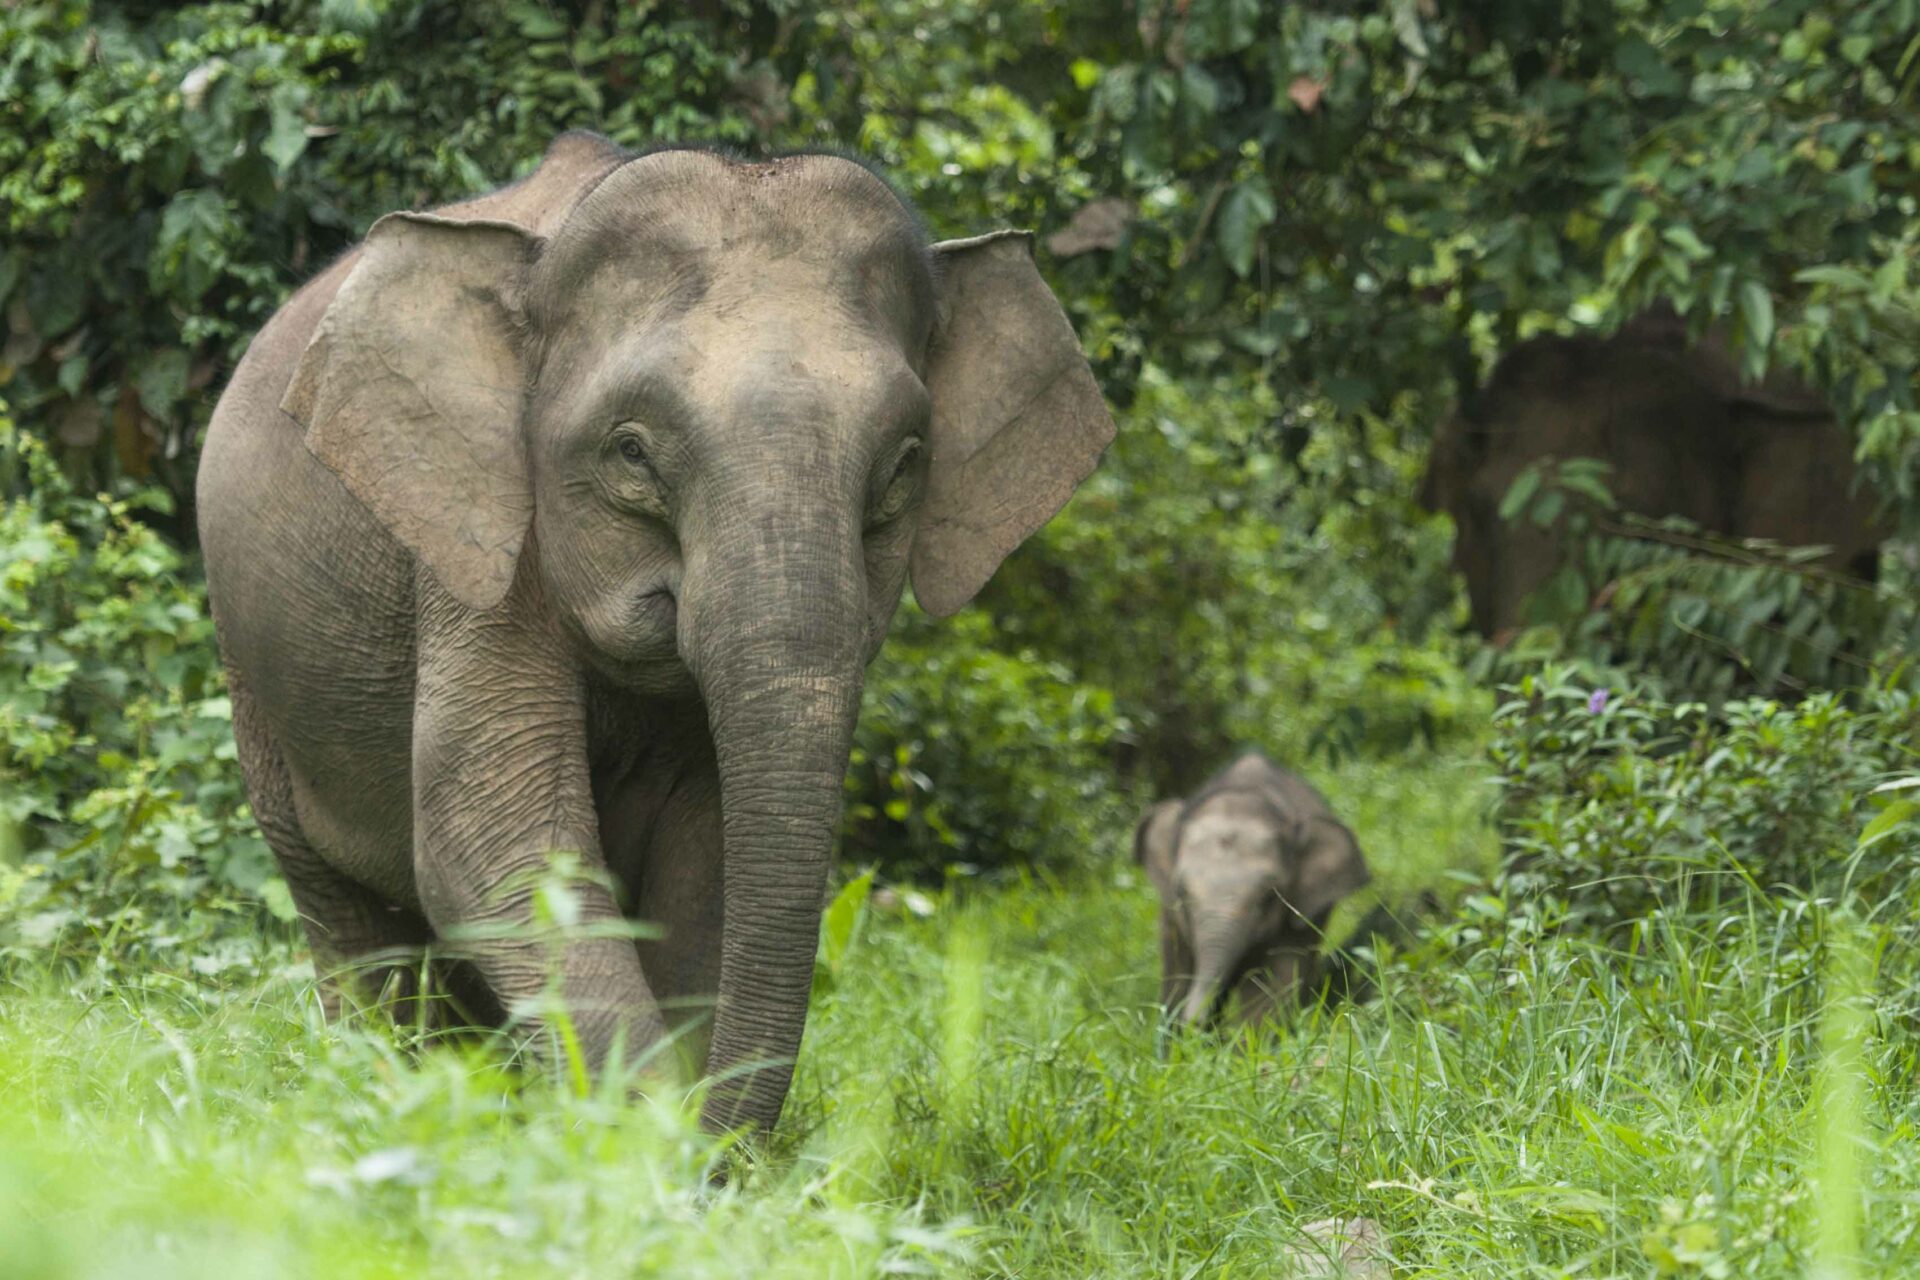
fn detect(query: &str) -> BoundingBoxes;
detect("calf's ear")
[1286,818,1371,923]
[1133,800,1184,900]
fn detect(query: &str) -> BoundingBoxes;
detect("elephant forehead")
[531,150,934,343]
[536,299,928,450]
[1178,806,1281,868]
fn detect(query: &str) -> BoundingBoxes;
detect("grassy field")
[5,748,1915,1278]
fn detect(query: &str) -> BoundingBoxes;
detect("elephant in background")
[196,132,1115,1134]
[1136,752,1371,1034]
[1420,307,1887,637]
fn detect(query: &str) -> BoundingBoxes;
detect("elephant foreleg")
[412,579,667,1080]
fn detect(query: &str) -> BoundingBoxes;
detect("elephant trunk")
[1179,911,1256,1028]
[680,500,867,1134]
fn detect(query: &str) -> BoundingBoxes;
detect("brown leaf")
[1046,198,1135,258]
[1287,76,1325,114]
[1280,1217,1392,1279]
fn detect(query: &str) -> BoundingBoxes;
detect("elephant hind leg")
[226,664,445,1025]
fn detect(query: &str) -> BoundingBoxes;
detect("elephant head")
[1137,753,1371,1033]
[280,146,1114,1129]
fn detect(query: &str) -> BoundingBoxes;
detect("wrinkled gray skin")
[1422,307,1887,637]
[196,133,1114,1133]
[1136,753,1370,1035]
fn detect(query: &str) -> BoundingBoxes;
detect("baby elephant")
[1136,752,1371,1033]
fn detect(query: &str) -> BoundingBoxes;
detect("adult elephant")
[1421,308,1886,636]
[197,133,1115,1133]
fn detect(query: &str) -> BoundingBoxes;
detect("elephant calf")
[197,133,1114,1133]
[1136,752,1371,1032]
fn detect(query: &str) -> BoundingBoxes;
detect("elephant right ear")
[281,212,542,612]
[1286,818,1372,923]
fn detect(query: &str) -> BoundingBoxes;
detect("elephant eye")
[604,424,669,518]
[869,436,924,528]
[611,426,660,481]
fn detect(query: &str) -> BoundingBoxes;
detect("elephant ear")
[1133,800,1183,900]
[911,230,1116,618]
[281,212,542,612]
[1285,817,1372,923]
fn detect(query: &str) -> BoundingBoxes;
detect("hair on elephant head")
[1136,752,1371,1038]
[200,134,1115,1135]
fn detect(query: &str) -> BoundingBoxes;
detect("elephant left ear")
[1286,818,1372,923]
[911,231,1116,618]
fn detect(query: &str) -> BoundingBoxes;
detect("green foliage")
[812,867,875,995]
[844,609,1131,879]
[0,406,283,972]
[987,364,1485,793]
[1487,665,1920,937]
[1038,0,1920,520]
[0,977,967,1278]
[1492,459,1920,701]
[0,0,773,508]
[12,761,1920,1277]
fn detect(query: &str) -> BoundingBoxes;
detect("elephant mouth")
[570,588,691,696]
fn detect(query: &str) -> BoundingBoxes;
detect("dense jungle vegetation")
[5,1,1920,1275]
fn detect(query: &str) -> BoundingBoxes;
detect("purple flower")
[1588,688,1610,714]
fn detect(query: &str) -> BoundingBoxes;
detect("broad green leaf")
[1795,265,1873,291]
[1859,797,1918,846]
[262,84,310,174]
[818,868,875,978]
[1499,464,1543,523]
[1738,279,1774,357]
[1216,178,1276,278]
[1661,225,1710,261]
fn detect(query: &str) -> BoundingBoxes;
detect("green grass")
[6,749,1918,1277]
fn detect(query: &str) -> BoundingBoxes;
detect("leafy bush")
[985,364,1486,794]
[0,0,773,511]
[0,406,285,973]
[844,609,1132,880]
[1490,459,1920,702]
[1486,665,1920,938]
